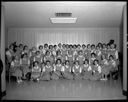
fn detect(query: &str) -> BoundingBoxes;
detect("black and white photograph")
[1,1,127,100]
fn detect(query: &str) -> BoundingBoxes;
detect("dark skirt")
[73,73,82,80]
[40,72,51,81]
[62,72,73,80]
[31,72,41,79]
[82,70,92,80]
[109,65,118,73]
[12,66,22,77]
[21,65,30,75]
[51,72,60,80]
[91,71,101,80]
[101,65,110,75]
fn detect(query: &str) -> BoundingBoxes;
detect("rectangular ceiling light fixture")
[55,13,72,17]
[50,18,77,23]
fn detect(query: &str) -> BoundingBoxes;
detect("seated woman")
[55,50,64,64]
[76,50,85,66]
[108,55,118,80]
[62,60,73,80]
[51,59,64,80]
[20,53,30,79]
[91,59,102,81]
[31,61,41,82]
[89,53,97,66]
[100,54,109,80]
[40,60,53,81]
[81,59,92,80]
[33,51,43,66]
[44,50,55,65]
[10,55,22,83]
[72,60,82,80]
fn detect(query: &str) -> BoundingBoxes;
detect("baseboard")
[123,90,127,96]
[1,90,6,97]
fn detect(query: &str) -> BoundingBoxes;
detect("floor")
[2,75,126,100]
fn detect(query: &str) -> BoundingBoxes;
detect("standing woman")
[101,43,107,58]
[100,54,110,80]
[86,44,91,59]
[72,45,78,59]
[66,50,74,67]
[29,46,37,66]
[5,44,15,71]
[10,56,22,83]
[72,60,82,80]
[62,60,73,80]
[0,58,3,99]
[20,53,30,79]
[95,46,102,62]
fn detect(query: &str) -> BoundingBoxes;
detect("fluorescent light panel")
[50,18,77,23]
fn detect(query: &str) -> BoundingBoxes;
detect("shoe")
[20,79,23,82]
[17,80,20,83]
[100,78,103,80]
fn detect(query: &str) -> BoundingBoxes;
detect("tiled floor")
[3,76,126,100]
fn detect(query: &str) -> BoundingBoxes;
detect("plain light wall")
[123,4,127,92]
[6,27,120,51]
[1,5,6,93]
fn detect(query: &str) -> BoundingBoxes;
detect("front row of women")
[10,55,118,83]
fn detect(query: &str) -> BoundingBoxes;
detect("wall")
[123,4,127,93]
[1,5,6,94]
[6,27,120,50]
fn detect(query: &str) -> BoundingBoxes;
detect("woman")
[62,60,73,80]
[72,60,82,80]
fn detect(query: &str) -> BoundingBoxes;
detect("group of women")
[5,41,119,83]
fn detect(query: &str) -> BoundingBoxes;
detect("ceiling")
[2,2,126,28]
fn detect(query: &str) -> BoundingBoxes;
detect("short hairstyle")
[91,44,95,47]
[101,54,106,60]
[91,53,96,57]
[39,45,43,49]
[46,60,51,64]
[56,59,62,64]
[65,60,70,65]
[74,60,79,64]
[93,59,99,65]
[83,59,89,64]
[36,51,40,54]
[33,61,39,66]
[109,55,114,59]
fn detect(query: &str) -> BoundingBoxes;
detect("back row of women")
[6,41,119,83]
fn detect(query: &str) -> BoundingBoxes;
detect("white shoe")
[17,80,20,83]
[37,78,39,82]
[20,79,23,82]
[100,78,104,80]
